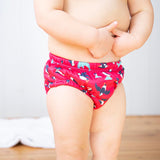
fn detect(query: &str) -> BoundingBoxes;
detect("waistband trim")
[49,52,124,71]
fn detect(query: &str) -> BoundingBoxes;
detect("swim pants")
[44,52,125,110]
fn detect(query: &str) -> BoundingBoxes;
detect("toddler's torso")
[48,0,131,62]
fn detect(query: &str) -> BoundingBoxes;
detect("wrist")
[87,28,99,57]
[87,28,99,49]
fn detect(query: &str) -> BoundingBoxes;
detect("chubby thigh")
[89,82,126,159]
[46,85,94,159]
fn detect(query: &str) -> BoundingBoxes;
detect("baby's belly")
[48,37,121,63]
[48,0,131,63]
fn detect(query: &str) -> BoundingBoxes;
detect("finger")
[111,28,123,37]
[105,21,118,32]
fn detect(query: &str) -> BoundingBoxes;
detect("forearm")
[38,10,98,48]
[128,7,154,48]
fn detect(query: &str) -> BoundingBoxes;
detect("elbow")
[35,9,53,28]
[35,14,46,28]
[35,9,59,28]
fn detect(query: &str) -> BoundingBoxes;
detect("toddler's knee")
[93,147,119,160]
[107,144,120,159]
[106,137,121,158]
[56,142,88,160]
[93,137,121,160]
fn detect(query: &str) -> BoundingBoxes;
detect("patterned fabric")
[44,52,125,110]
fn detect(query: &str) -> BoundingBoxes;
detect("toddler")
[34,0,154,160]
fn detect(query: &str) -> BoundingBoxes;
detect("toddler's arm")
[34,0,118,59]
[33,0,98,49]
[127,0,154,48]
[111,0,154,58]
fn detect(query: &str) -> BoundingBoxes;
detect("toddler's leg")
[89,83,126,160]
[46,85,94,160]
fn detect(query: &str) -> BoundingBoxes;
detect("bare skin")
[34,0,154,160]
[48,0,131,62]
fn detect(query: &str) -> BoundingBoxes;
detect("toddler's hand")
[88,21,118,59]
[111,28,139,58]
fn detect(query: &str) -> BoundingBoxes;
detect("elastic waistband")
[49,52,124,71]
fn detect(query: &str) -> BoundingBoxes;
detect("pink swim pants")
[44,52,125,110]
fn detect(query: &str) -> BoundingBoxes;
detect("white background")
[0,0,159,118]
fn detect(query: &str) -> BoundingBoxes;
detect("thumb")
[105,21,118,32]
